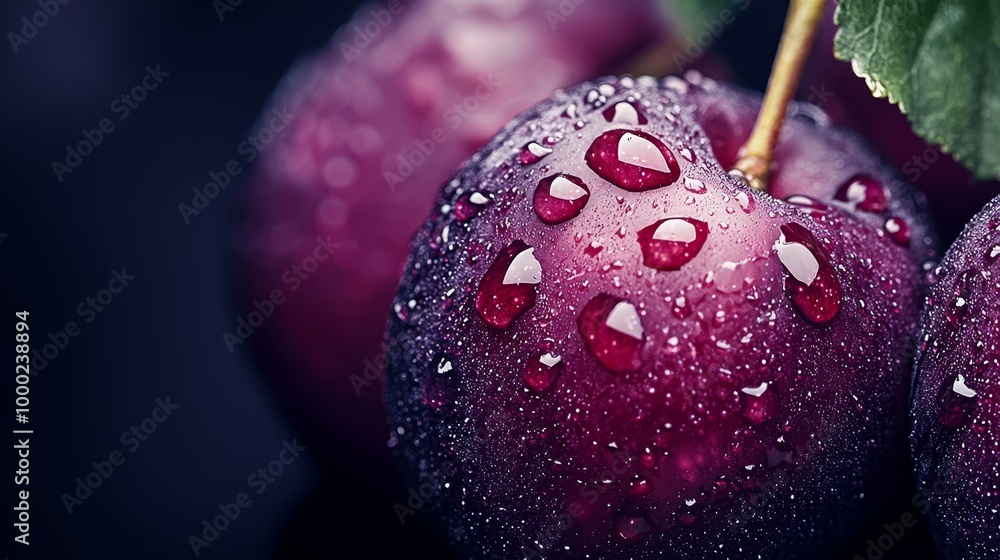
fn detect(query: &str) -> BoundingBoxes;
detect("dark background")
[0,0,975,558]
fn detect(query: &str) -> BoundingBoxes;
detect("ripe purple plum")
[385,74,937,559]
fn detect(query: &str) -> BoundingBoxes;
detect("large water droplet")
[834,175,889,214]
[636,218,709,271]
[585,129,679,192]
[578,294,645,373]
[523,352,564,393]
[774,223,842,325]
[475,241,542,329]
[603,102,648,125]
[520,142,553,165]
[937,373,977,428]
[533,174,591,225]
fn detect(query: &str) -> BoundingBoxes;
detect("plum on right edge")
[911,195,1000,559]
[386,74,937,559]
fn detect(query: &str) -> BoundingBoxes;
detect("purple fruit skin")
[911,195,1000,559]
[386,75,937,559]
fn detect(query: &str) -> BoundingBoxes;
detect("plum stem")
[732,0,826,192]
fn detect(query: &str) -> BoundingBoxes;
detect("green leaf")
[834,0,1000,180]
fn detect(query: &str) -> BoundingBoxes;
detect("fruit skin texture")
[234,0,665,462]
[386,75,936,559]
[911,196,1000,559]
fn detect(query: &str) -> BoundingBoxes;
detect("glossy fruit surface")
[234,0,665,461]
[911,195,1000,560]
[385,74,936,558]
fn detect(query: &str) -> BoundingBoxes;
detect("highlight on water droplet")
[533,174,591,225]
[774,223,842,325]
[475,241,542,330]
[577,294,645,373]
[585,129,679,192]
[520,142,553,165]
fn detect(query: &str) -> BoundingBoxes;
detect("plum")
[384,74,937,559]
[910,195,1000,559]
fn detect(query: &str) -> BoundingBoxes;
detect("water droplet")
[615,512,652,542]
[636,218,709,271]
[627,476,655,497]
[455,192,489,222]
[987,244,1000,262]
[671,296,692,319]
[585,129,680,192]
[683,177,706,194]
[945,296,968,327]
[523,352,564,393]
[785,195,833,218]
[678,146,696,163]
[735,191,755,213]
[834,175,889,213]
[937,373,978,428]
[533,174,591,225]
[475,241,542,329]
[884,217,910,247]
[774,223,842,325]
[577,294,645,373]
[423,356,457,415]
[602,102,648,125]
[740,383,778,424]
[520,142,553,165]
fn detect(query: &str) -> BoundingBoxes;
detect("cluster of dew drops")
[434,76,915,391]
[392,75,930,548]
